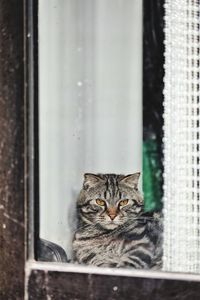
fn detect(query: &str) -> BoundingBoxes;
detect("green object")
[143,138,162,212]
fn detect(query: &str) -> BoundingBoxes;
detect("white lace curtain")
[163,0,200,272]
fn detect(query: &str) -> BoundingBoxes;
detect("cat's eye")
[96,199,106,206]
[119,199,129,206]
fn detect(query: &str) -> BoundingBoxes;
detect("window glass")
[38,0,162,270]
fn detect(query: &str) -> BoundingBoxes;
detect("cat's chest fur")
[72,219,161,268]
[74,234,152,257]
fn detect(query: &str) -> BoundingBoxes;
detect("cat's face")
[77,173,143,230]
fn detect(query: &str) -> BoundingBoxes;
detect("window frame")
[1,0,200,299]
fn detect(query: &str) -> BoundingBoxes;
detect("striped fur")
[72,173,163,269]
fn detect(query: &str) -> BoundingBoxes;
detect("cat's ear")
[119,173,140,189]
[83,173,104,190]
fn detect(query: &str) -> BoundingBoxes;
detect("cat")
[72,173,163,269]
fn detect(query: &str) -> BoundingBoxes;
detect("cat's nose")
[107,207,117,220]
[109,214,117,220]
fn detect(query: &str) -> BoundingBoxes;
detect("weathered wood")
[28,270,200,300]
[0,0,25,299]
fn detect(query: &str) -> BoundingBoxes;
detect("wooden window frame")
[1,0,200,299]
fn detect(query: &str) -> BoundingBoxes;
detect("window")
[2,0,200,299]
[37,0,164,272]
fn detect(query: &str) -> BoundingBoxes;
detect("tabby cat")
[72,173,163,269]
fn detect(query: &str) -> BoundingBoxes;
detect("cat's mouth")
[100,220,121,230]
[97,214,125,230]
[106,222,118,229]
